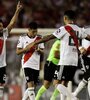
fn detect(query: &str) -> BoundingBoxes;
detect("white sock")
[73,80,87,96]
[28,87,35,100]
[0,86,4,99]
[88,80,90,97]
[57,84,71,99]
[60,94,66,100]
[22,88,28,100]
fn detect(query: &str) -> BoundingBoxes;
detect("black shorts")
[44,61,60,82]
[58,65,77,81]
[0,67,7,84]
[24,68,39,84]
[82,56,90,81]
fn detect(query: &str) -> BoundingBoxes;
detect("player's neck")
[27,34,35,38]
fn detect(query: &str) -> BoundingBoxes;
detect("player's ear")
[64,15,68,21]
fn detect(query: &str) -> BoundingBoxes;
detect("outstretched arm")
[6,1,23,34]
[21,34,56,52]
[35,34,56,45]
[16,48,27,55]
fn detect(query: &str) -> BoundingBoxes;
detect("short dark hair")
[0,18,3,23]
[64,10,76,20]
[28,21,37,29]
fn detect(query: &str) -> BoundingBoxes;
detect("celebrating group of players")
[0,1,90,100]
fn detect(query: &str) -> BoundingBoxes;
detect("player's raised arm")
[6,1,23,34]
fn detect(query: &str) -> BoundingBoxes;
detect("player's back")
[59,24,85,66]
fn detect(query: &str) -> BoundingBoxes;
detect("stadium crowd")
[0,0,90,28]
[0,0,90,100]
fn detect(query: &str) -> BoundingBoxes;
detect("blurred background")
[0,0,90,100]
[0,0,90,28]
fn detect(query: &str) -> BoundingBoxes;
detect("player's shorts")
[24,68,39,84]
[82,56,90,81]
[0,67,7,84]
[58,65,77,81]
[44,61,60,82]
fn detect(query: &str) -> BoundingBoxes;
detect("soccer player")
[16,22,44,100]
[72,39,90,99]
[0,1,22,99]
[25,10,90,100]
[35,39,60,100]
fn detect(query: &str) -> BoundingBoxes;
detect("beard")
[0,30,3,37]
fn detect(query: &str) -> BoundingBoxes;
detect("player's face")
[0,22,3,36]
[28,28,37,38]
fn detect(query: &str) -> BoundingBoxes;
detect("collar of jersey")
[27,34,35,38]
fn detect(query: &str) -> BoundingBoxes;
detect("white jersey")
[82,39,90,57]
[52,24,87,66]
[0,28,8,67]
[17,35,44,70]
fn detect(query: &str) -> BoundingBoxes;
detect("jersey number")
[68,31,82,46]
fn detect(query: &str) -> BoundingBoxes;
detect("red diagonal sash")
[24,36,41,63]
[65,25,79,49]
[0,39,4,55]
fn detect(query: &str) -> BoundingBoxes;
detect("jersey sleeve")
[52,26,66,39]
[3,28,9,39]
[38,43,45,49]
[79,28,88,39]
[17,36,23,48]
[84,27,90,35]
[82,39,90,49]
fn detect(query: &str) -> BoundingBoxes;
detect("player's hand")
[79,47,87,55]
[16,1,23,12]
[35,47,41,54]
